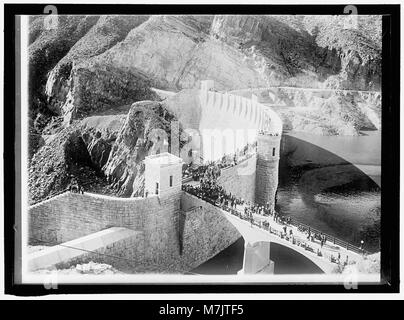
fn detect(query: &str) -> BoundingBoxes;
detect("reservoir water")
[277,130,381,253]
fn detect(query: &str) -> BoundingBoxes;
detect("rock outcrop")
[211,15,267,44]
[80,114,127,170]
[232,87,381,136]
[273,90,381,135]
[28,99,189,203]
[102,100,186,197]
[29,126,91,203]
[28,113,126,203]
[90,15,266,91]
[29,16,100,116]
[212,15,381,91]
[303,15,381,91]
[45,15,150,117]
[51,60,157,124]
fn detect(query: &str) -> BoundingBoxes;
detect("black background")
[3,4,400,297]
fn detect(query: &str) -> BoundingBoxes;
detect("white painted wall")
[198,84,282,162]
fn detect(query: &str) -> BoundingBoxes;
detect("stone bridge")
[26,83,370,277]
[216,204,364,275]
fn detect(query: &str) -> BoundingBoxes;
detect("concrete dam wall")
[197,83,282,162]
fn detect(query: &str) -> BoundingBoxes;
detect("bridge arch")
[241,238,332,274]
[269,242,325,274]
[217,208,338,274]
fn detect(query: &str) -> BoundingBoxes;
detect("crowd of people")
[302,228,329,248]
[258,130,280,136]
[180,140,364,267]
[182,142,258,181]
[182,171,359,267]
[182,164,205,181]
[68,177,84,194]
[182,164,226,203]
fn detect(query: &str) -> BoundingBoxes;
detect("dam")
[26,81,373,276]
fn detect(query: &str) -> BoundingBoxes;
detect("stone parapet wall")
[28,190,242,273]
[28,227,144,272]
[179,192,242,270]
[28,191,183,273]
[55,230,146,273]
[29,192,168,245]
[217,155,257,203]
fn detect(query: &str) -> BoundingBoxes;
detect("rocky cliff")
[29,14,381,137]
[264,89,381,135]
[211,15,381,90]
[92,15,266,91]
[29,16,100,120]
[28,14,382,200]
[45,15,151,122]
[102,100,187,197]
[29,101,186,203]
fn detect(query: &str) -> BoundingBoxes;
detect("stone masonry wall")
[29,190,241,273]
[255,134,281,209]
[140,194,183,272]
[217,155,257,203]
[255,158,279,210]
[179,192,242,271]
[28,192,162,245]
[54,231,147,273]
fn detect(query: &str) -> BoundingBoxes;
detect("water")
[191,238,245,275]
[277,130,381,253]
[192,238,326,275]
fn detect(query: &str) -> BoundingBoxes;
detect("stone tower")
[144,152,183,198]
[255,132,281,210]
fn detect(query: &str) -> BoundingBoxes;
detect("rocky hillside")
[260,88,381,135]
[102,100,188,197]
[29,16,100,124]
[29,15,381,128]
[211,15,381,90]
[45,15,151,123]
[28,101,186,203]
[28,14,382,201]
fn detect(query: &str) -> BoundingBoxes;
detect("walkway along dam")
[27,81,370,276]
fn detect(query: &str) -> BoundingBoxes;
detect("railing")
[285,218,369,256]
[183,189,370,258]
